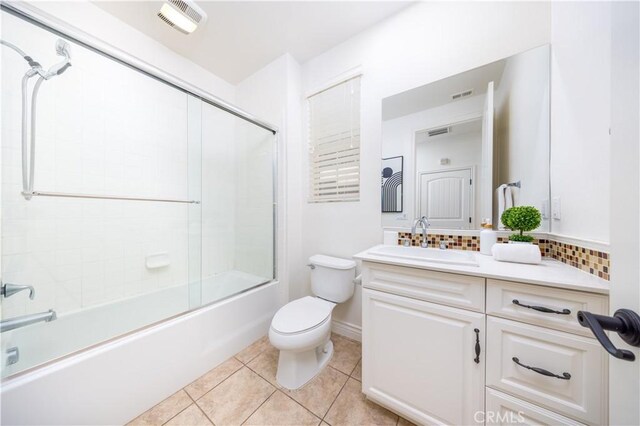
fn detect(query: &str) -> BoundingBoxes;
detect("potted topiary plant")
[501,206,542,243]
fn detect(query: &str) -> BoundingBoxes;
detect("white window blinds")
[308,76,361,202]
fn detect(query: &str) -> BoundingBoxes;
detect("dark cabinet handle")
[474,328,480,364]
[512,299,570,315]
[577,309,640,361]
[512,357,571,380]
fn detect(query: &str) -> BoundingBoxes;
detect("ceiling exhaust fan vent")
[427,127,451,137]
[157,0,207,34]
[451,89,474,101]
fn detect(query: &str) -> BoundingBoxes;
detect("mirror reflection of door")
[418,168,472,229]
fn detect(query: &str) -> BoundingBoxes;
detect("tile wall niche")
[397,232,610,281]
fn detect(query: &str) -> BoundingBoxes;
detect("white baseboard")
[331,319,362,342]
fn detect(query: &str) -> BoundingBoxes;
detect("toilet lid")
[271,296,335,334]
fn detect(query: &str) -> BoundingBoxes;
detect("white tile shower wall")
[1,13,190,318]
[201,103,237,279]
[300,2,552,329]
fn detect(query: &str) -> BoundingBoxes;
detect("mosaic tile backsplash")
[397,232,610,281]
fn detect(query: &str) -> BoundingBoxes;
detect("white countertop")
[354,245,610,295]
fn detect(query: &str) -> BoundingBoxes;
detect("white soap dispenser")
[480,220,497,255]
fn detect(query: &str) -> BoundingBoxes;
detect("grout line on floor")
[320,369,352,425]
[195,400,217,426]
[158,394,196,426]
[279,389,324,424]
[347,357,362,377]
[240,388,278,425]
[244,354,283,391]
[202,363,250,401]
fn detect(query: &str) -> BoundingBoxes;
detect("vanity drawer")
[362,262,485,312]
[486,317,607,425]
[486,279,608,336]
[485,388,585,426]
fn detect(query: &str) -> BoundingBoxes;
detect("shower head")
[55,39,71,60]
[44,39,71,79]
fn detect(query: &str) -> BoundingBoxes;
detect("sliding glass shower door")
[0,7,275,378]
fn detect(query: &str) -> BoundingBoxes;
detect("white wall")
[550,2,611,242]
[494,45,550,230]
[300,2,552,329]
[381,95,484,228]
[235,54,303,307]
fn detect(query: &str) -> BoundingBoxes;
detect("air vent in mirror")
[427,127,451,137]
[451,89,474,101]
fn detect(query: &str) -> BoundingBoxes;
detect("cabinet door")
[362,288,485,425]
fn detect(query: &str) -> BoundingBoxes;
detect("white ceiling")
[93,1,413,84]
[382,59,507,121]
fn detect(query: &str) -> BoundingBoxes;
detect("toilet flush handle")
[306,264,316,270]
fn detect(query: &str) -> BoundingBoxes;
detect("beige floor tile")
[127,390,192,426]
[351,359,362,381]
[247,345,281,388]
[235,335,271,364]
[196,367,275,425]
[325,378,398,426]
[397,416,416,426]
[184,357,243,400]
[329,333,361,375]
[164,404,212,426]
[283,366,348,418]
[244,391,321,425]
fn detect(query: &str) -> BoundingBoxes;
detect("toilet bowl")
[269,255,356,389]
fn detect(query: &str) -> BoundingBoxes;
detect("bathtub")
[0,276,279,425]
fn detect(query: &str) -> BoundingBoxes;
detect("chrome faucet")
[1,283,35,300]
[411,216,430,248]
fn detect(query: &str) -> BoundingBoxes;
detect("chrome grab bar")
[0,309,57,333]
[1,283,35,300]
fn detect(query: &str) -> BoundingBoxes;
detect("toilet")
[269,254,356,390]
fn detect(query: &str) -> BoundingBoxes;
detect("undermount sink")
[368,245,479,267]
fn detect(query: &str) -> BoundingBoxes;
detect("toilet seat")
[271,296,335,335]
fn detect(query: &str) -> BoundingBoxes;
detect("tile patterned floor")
[128,333,414,426]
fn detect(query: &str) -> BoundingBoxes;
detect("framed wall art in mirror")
[381,156,403,213]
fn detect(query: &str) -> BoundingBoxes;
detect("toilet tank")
[309,255,356,303]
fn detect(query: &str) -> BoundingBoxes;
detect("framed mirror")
[381,45,550,231]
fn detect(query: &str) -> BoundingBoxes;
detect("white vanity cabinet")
[360,261,609,426]
[362,263,486,425]
[362,288,485,425]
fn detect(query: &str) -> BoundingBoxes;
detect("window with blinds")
[308,76,361,202]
